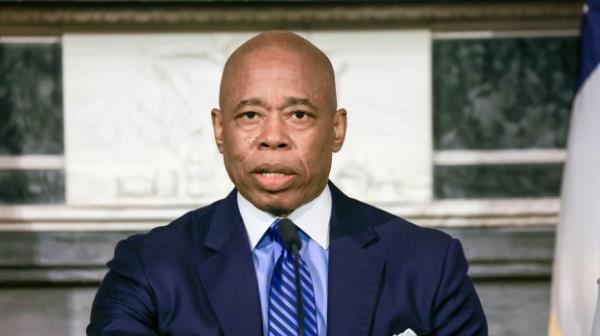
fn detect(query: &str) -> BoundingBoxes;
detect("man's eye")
[293,111,306,119]
[243,112,257,119]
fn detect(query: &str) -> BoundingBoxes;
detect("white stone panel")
[309,31,432,204]
[63,31,431,206]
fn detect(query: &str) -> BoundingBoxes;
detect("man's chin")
[257,201,295,217]
[250,195,299,216]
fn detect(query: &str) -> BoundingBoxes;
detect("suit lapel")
[327,183,385,336]
[196,190,262,336]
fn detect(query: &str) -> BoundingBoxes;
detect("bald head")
[219,31,337,112]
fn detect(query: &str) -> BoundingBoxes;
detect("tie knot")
[269,219,284,247]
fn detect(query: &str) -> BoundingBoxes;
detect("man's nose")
[259,115,290,150]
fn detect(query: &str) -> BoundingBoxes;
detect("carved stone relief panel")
[63,31,431,206]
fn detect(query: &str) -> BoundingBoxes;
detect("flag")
[549,1,600,335]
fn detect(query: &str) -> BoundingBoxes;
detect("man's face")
[212,48,346,214]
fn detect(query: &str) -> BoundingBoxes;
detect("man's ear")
[332,108,347,153]
[211,108,224,153]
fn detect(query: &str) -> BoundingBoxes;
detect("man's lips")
[251,163,296,191]
[251,163,296,175]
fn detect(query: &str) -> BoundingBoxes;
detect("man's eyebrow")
[234,97,318,111]
[234,98,268,111]
[284,96,317,110]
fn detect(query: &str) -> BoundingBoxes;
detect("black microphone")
[277,218,305,336]
[278,218,302,255]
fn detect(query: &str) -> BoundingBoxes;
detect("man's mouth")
[252,166,295,190]
[260,172,286,178]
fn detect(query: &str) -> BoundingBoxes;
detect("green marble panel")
[433,36,577,150]
[0,170,65,204]
[0,43,63,155]
[434,164,563,199]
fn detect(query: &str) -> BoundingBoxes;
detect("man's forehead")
[230,31,322,60]
[224,32,333,77]
[228,45,324,75]
[219,31,337,110]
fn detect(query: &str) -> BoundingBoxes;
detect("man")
[88,31,487,336]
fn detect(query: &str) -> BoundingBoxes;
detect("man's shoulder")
[338,194,456,273]
[120,197,228,256]
[338,192,453,249]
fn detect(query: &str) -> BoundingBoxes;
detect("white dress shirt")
[237,185,331,336]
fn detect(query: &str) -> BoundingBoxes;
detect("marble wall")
[0,43,63,155]
[0,42,64,204]
[434,163,563,199]
[0,34,578,204]
[0,170,64,204]
[432,36,578,199]
[433,36,577,150]
[0,34,579,204]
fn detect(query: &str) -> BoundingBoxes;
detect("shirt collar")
[237,185,332,250]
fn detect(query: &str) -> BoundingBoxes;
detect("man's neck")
[237,185,332,250]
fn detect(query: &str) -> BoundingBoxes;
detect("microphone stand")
[289,243,305,336]
[278,219,306,336]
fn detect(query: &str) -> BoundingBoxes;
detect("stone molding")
[0,227,555,284]
[0,3,580,31]
[0,198,560,231]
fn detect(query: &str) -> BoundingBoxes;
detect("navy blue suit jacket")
[88,183,487,335]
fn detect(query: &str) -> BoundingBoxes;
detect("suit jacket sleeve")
[87,236,159,336]
[431,239,487,335]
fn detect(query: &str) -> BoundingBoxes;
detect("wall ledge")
[0,226,555,285]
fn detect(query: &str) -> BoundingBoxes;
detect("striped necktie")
[268,221,319,336]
